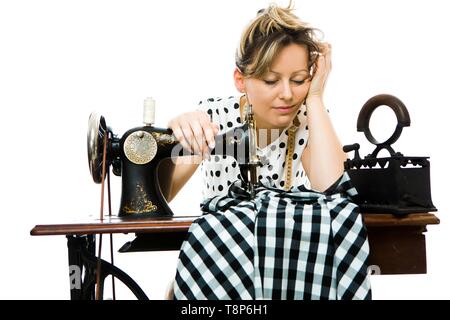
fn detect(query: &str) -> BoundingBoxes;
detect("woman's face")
[236,43,311,130]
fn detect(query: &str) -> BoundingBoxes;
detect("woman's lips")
[274,105,294,114]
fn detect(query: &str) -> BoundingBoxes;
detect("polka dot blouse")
[197,96,311,200]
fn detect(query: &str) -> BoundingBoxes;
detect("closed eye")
[263,80,277,85]
[263,79,307,86]
[292,80,306,85]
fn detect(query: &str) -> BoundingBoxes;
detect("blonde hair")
[236,1,322,78]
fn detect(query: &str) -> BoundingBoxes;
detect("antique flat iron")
[343,94,437,215]
[87,98,263,218]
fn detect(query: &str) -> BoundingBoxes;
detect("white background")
[1,0,449,299]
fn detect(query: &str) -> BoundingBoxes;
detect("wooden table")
[30,212,439,299]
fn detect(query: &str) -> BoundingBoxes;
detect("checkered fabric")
[174,173,372,300]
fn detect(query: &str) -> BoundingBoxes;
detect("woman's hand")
[167,110,219,159]
[306,42,332,104]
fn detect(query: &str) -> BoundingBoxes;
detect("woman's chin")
[272,115,295,128]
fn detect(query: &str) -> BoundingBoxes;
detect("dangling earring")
[242,93,256,127]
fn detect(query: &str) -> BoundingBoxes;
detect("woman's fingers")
[179,118,202,156]
[213,123,219,135]
[168,110,219,160]
[170,122,192,154]
[316,43,331,75]
[315,55,325,76]
[307,42,332,100]
[325,43,332,73]
[198,112,217,149]
[190,118,210,157]
[203,125,214,147]
[319,42,331,55]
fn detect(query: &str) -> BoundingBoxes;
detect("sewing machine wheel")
[87,112,108,184]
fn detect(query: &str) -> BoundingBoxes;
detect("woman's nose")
[279,80,293,100]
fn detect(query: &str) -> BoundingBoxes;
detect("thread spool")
[143,97,155,126]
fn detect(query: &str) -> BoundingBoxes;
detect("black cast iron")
[343,94,437,215]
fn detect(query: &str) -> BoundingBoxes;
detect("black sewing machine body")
[114,125,177,217]
[116,124,255,217]
[343,94,437,215]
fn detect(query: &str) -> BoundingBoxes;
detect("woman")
[166,2,371,300]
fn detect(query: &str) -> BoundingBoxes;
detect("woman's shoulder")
[196,96,239,112]
[196,96,242,131]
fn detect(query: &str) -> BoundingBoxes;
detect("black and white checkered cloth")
[174,173,372,300]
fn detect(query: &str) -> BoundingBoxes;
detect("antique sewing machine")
[343,94,437,215]
[87,98,263,218]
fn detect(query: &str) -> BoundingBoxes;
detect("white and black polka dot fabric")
[197,96,310,201]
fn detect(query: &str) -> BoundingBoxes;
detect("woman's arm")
[301,98,347,192]
[301,43,348,192]
[159,156,202,203]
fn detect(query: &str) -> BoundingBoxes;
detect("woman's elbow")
[309,163,345,192]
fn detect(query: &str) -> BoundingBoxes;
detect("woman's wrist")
[305,95,325,109]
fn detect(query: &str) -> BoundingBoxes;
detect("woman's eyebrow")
[268,69,309,75]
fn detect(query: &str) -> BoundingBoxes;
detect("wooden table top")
[30,213,440,237]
